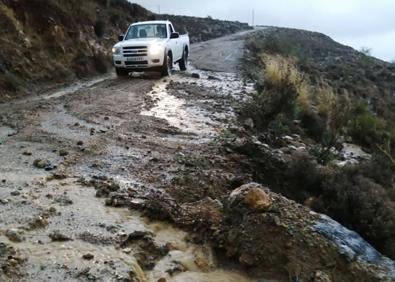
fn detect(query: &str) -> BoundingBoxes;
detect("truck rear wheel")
[161,54,173,77]
[116,68,129,77]
[179,49,188,71]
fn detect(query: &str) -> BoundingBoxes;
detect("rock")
[33,159,49,169]
[0,199,9,204]
[191,73,200,79]
[29,216,49,229]
[5,229,24,242]
[313,271,332,282]
[229,183,272,211]
[208,75,220,80]
[243,118,254,129]
[239,253,255,266]
[77,141,84,146]
[59,150,69,157]
[244,188,272,210]
[157,278,167,282]
[82,253,94,260]
[54,194,73,206]
[22,151,32,156]
[10,191,21,196]
[49,231,72,242]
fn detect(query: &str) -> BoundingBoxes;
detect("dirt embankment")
[0,0,250,101]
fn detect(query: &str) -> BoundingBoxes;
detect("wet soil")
[0,33,259,281]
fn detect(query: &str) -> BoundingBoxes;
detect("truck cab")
[112,20,190,77]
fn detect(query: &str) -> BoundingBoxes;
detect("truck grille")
[123,46,148,57]
[125,61,149,66]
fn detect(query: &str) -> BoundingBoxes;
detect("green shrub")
[94,20,106,37]
[349,102,386,146]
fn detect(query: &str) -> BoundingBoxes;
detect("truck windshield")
[125,24,167,40]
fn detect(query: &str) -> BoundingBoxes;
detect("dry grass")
[263,54,312,113]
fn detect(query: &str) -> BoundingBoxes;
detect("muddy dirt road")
[0,33,257,281]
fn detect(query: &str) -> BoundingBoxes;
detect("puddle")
[141,68,255,139]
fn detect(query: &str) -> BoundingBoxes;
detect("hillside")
[157,14,251,43]
[0,0,250,101]
[239,27,395,259]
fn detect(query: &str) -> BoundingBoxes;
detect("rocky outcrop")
[217,183,395,282]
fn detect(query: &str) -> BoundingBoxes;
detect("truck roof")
[131,20,171,26]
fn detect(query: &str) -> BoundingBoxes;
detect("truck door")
[168,24,182,61]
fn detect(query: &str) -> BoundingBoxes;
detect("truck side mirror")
[170,32,179,39]
[118,35,124,41]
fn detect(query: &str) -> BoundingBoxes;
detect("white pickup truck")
[112,20,190,77]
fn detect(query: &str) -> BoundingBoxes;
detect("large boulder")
[229,183,272,211]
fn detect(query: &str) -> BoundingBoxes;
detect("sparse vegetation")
[242,29,395,259]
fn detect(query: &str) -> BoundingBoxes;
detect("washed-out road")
[0,32,257,282]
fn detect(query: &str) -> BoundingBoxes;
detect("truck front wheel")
[161,53,173,77]
[116,68,129,77]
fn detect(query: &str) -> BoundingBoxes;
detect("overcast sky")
[130,0,395,62]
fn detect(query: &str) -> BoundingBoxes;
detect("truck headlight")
[149,45,162,56]
[112,47,121,55]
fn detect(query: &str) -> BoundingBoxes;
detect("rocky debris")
[28,215,49,230]
[49,230,72,242]
[191,73,201,79]
[79,231,113,245]
[22,151,32,156]
[0,199,9,205]
[229,183,272,211]
[105,191,133,207]
[10,191,21,196]
[216,183,394,281]
[77,141,84,146]
[82,253,94,260]
[81,176,120,198]
[0,242,24,277]
[208,75,220,80]
[59,149,69,157]
[180,197,224,225]
[5,229,25,243]
[53,194,73,206]
[33,159,49,169]
[118,231,169,270]
[33,159,56,171]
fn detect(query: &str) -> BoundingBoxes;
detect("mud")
[0,33,259,281]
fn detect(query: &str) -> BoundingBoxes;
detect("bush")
[349,102,386,146]
[94,20,106,37]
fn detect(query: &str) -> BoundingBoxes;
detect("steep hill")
[0,0,250,101]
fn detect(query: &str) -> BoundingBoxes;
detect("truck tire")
[116,68,129,77]
[179,48,188,71]
[161,53,173,77]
